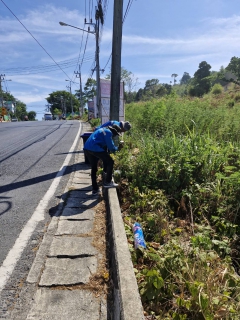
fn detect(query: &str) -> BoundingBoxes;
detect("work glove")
[118,140,124,150]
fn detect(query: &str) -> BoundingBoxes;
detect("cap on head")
[120,121,131,131]
[108,124,122,136]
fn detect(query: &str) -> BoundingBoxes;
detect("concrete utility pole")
[110,0,123,121]
[95,16,101,122]
[85,9,101,122]
[45,104,51,112]
[74,66,84,117]
[0,74,5,108]
[66,80,73,115]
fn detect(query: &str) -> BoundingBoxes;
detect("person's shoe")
[92,189,100,195]
[103,181,118,188]
[102,171,107,182]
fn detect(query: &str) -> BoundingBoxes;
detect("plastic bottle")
[132,222,146,249]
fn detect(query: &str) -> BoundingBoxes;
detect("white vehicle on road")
[44,112,53,121]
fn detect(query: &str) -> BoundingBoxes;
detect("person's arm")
[103,130,118,152]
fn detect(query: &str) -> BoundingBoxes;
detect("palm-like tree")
[171,73,178,85]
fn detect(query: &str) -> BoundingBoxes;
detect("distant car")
[11,118,18,122]
[44,112,53,121]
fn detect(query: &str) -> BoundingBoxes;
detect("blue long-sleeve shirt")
[84,127,118,153]
[95,120,121,131]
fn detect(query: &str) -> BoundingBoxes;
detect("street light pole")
[59,19,101,122]
[59,21,95,34]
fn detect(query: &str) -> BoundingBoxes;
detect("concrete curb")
[106,188,145,320]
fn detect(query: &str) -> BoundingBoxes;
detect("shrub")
[211,83,223,95]
[234,93,240,102]
[227,100,235,107]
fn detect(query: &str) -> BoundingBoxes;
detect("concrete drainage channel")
[105,187,145,320]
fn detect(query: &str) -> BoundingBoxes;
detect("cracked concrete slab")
[74,168,91,178]
[26,289,106,320]
[70,183,92,191]
[65,197,98,208]
[71,178,91,185]
[60,208,95,220]
[55,219,93,235]
[39,256,97,286]
[48,236,97,257]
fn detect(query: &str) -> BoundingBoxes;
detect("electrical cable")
[101,0,134,75]
[0,0,72,80]
[80,32,90,70]
[2,56,95,76]
[99,0,109,44]
[3,79,10,93]
[71,26,85,81]
[123,0,134,24]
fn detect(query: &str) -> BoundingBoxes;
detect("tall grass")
[113,93,240,319]
[126,95,240,142]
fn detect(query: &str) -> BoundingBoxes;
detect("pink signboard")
[100,79,123,99]
[88,100,95,120]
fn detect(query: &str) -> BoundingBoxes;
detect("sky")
[1,0,240,120]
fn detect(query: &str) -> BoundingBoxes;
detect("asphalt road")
[0,120,83,316]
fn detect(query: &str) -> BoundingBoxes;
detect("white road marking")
[0,122,82,293]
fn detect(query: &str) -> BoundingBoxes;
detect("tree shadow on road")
[0,196,12,216]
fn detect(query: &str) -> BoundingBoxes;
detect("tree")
[171,73,178,85]
[27,111,37,121]
[194,61,211,80]
[135,88,144,101]
[1,91,27,119]
[105,67,139,93]
[124,91,137,103]
[16,101,27,119]
[180,72,191,85]
[76,78,97,104]
[188,61,212,97]
[225,56,240,85]
[156,83,172,97]
[53,107,62,115]
[144,79,159,92]
[46,90,80,114]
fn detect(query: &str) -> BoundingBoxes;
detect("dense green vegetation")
[0,91,35,120]
[112,86,240,319]
[123,56,240,104]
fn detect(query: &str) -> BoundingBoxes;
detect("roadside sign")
[1,107,7,115]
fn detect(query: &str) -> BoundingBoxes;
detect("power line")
[122,0,134,24]
[71,0,95,81]
[0,0,72,80]
[2,56,95,76]
[80,33,90,70]
[72,27,85,79]
[101,0,134,75]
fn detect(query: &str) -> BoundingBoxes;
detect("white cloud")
[120,14,240,59]
[2,3,240,116]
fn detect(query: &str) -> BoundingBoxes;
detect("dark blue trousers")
[84,150,114,191]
